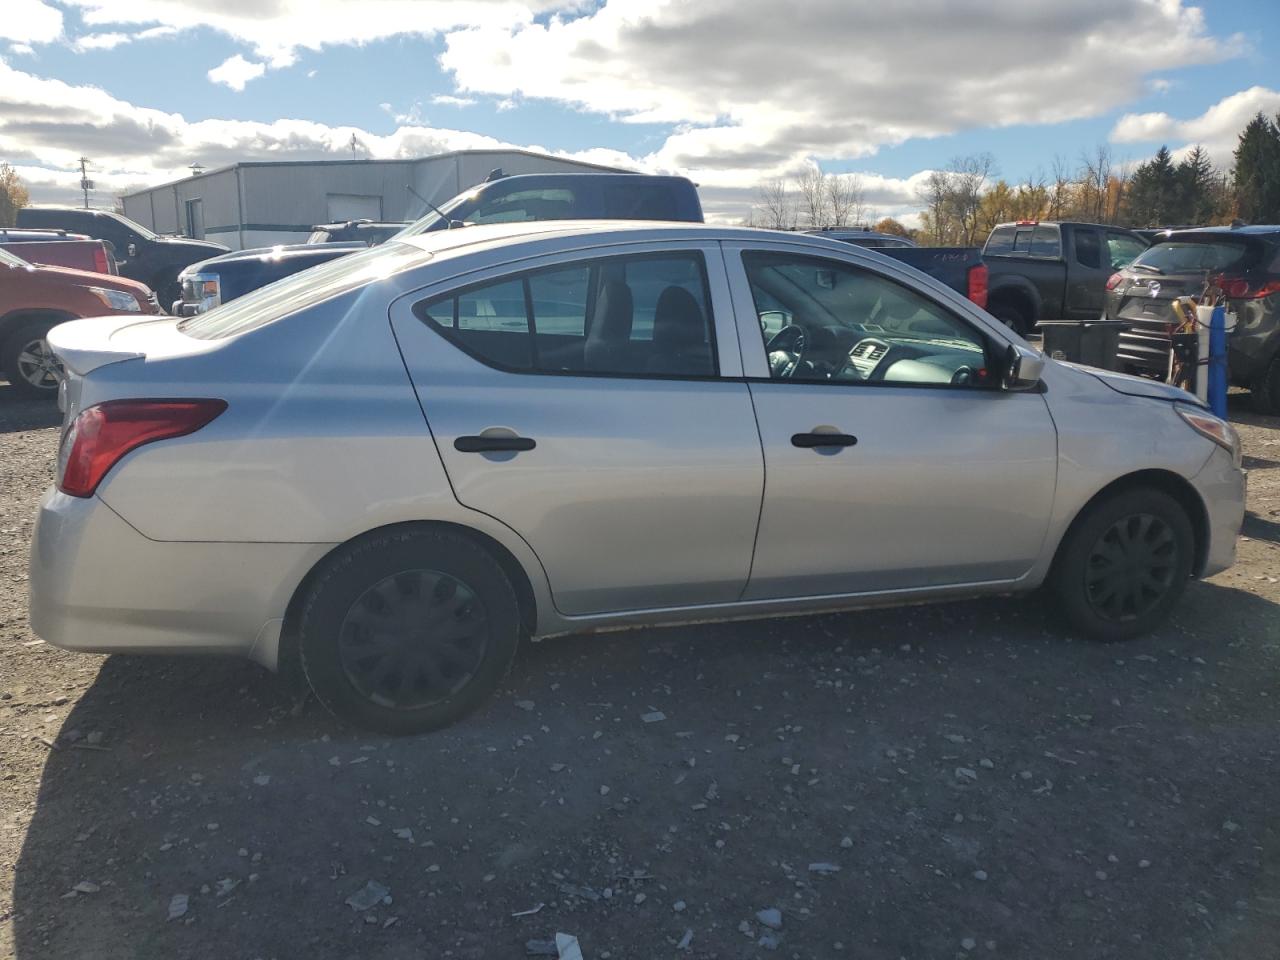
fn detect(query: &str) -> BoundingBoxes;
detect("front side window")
[416,252,716,377]
[742,252,991,388]
[1106,232,1148,269]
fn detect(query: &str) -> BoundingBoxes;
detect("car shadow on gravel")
[0,384,60,434]
[12,583,1280,960]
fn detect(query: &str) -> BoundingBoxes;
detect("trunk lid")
[1111,271,1202,374]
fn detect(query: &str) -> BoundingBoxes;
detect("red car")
[0,246,159,398]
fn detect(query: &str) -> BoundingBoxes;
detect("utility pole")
[79,157,92,209]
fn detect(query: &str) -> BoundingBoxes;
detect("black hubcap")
[1085,513,1178,622]
[338,570,488,710]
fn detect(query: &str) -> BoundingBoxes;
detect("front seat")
[584,280,637,372]
[649,286,712,374]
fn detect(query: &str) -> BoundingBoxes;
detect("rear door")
[389,241,764,617]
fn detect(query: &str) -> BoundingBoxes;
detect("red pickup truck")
[0,246,159,398]
[0,228,117,275]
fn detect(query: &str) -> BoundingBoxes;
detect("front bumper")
[1192,445,1246,578]
[28,488,333,669]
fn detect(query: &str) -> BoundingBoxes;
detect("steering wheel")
[951,365,976,386]
[766,324,806,379]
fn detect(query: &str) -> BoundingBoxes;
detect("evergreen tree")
[1123,146,1180,226]
[1175,145,1217,225]
[1233,112,1280,223]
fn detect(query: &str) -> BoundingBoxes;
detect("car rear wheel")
[298,527,522,734]
[1249,357,1280,416]
[989,301,1029,337]
[2,321,61,399]
[1049,488,1194,641]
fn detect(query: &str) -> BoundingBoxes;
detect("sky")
[1,0,1277,224]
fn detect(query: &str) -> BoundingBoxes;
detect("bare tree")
[1078,144,1113,222]
[1048,154,1072,220]
[755,177,795,231]
[916,170,951,245]
[946,153,996,245]
[826,172,867,227]
[796,166,830,229]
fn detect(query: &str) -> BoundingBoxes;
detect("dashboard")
[766,320,988,387]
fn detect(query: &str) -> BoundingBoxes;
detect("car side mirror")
[1003,343,1045,391]
[127,242,138,258]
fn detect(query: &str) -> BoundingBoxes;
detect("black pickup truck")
[980,221,1149,334]
[807,230,989,308]
[175,173,706,314]
[17,206,227,308]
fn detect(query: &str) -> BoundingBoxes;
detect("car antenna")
[407,184,461,229]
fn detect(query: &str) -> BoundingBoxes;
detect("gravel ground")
[2,382,1279,960]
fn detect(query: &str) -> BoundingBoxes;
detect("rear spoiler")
[45,316,149,376]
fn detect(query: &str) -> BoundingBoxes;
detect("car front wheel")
[1049,488,1194,641]
[2,321,62,399]
[298,527,522,734]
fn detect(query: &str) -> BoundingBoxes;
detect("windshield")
[178,242,430,340]
[110,211,157,241]
[1132,239,1258,274]
[306,230,334,244]
[0,247,30,268]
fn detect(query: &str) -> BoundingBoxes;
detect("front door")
[725,244,1058,600]
[390,243,764,616]
[1066,227,1109,319]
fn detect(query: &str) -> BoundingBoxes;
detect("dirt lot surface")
[1,382,1279,960]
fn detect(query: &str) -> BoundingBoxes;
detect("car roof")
[1161,225,1280,239]
[391,220,874,261]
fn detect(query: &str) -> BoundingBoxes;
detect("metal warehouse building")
[121,149,628,251]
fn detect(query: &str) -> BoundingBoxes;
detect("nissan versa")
[29,222,1245,734]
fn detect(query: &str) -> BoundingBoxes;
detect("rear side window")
[416,252,716,377]
[602,184,679,221]
[1132,239,1260,274]
[1074,229,1102,269]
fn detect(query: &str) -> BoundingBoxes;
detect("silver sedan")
[29,222,1246,733]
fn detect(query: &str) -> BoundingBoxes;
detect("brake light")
[92,246,109,274]
[966,263,988,309]
[57,399,227,498]
[1015,219,1038,226]
[1105,272,1123,291]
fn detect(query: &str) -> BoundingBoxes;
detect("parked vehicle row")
[30,222,1244,734]
[0,228,118,276]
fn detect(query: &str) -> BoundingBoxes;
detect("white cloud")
[74,32,133,50]
[207,54,266,91]
[431,94,477,108]
[1111,85,1280,164]
[1,1,62,44]
[439,0,1243,178]
[62,0,578,67]
[9,43,36,56]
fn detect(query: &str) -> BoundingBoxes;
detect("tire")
[989,301,1029,337]
[1049,488,1194,642]
[298,527,522,735]
[1249,357,1280,416]
[2,320,61,399]
[151,271,181,314]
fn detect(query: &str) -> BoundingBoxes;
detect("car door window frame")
[397,241,744,381]
[722,242,1014,391]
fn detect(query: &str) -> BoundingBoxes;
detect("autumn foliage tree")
[0,163,29,227]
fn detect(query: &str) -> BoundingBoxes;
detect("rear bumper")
[28,488,333,669]
[1192,446,1246,578]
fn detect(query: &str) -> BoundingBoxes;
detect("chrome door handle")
[791,432,857,449]
[454,435,536,453]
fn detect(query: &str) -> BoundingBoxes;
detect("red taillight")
[57,399,227,498]
[92,246,109,274]
[1213,274,1280,300]
[1105,272,1123,291]
[966,263,988,309]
